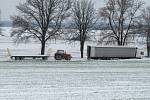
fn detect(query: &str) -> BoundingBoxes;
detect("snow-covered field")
[0,60,150,100]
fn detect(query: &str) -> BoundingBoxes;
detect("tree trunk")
[147,32,150,57]
[80,41,84,58]
[117,40,121,46]
[147,45,150,57]
[117,39,125,46]
[41,41,46,55]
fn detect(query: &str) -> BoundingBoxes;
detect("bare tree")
[99,0,144,45]
[139,7,150,57]
[11,0,71,55]
[71,0,96,58]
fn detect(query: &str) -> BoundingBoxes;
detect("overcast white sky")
[0,0,150,21]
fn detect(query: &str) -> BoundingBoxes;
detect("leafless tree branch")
[99,0,144,45]
[11,0,71,55]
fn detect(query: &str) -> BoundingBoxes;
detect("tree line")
[0,0,150,58]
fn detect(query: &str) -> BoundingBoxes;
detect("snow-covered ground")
[0,60,150,100]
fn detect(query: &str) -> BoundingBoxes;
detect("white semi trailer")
[87,46,138,59]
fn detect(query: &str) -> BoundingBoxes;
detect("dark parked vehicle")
[54,50,72,60]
